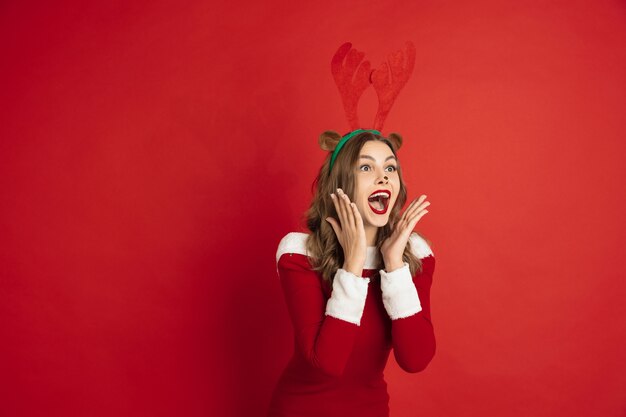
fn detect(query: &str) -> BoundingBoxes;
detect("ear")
[319,131,342,151]
[387,132,403,151]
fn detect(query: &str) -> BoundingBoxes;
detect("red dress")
[267,232,436,417]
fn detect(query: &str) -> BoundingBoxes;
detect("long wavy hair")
[304,130,428,283]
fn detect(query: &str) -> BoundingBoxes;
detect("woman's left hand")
[380,194,430,271]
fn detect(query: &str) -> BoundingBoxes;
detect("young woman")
[267,129,436,417]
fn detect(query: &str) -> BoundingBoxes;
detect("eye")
[385,165,397,173]
[359,165,371,172]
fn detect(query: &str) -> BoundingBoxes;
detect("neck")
[365,225,378,246]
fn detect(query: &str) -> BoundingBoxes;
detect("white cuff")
[379,262,422,320]
[325,268,370,326]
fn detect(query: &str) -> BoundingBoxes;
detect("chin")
[369,215,390,228]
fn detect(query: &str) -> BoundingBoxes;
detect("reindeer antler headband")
[326,41,416,170]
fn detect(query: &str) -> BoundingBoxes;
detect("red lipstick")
[367,189,391,215]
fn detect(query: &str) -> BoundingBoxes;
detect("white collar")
[276,232,433,266]
[364,245,382,269]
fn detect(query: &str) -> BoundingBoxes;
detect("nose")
[377,174,389,184]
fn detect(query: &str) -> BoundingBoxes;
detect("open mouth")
[368,190,391,215]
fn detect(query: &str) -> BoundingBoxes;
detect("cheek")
[354,182,369,202]
[390,177,401,193]
[391,185,401,206]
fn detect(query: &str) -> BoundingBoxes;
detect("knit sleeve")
[385,255,436,373]
[277,253,368,377]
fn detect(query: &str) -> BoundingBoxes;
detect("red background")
[1,1,625,416]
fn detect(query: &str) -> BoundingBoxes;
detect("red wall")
[1,1,625,416]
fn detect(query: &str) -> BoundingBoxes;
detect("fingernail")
[330,193,335,199]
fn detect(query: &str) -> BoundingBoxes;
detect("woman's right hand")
[326,188,367,276]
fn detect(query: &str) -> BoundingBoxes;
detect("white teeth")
[369,192,389,199]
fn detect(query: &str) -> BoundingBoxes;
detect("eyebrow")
[359,155,397,162]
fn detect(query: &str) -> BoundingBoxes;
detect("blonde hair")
[303,130,427,283]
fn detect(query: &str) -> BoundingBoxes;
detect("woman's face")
[351,140,400,231]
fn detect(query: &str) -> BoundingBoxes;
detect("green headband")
[329,129,381,170]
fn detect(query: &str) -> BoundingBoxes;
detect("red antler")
[331,42,371,131]
[371,41,416,131]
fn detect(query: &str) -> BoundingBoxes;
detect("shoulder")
[275,232,433,262]
[276,232,311,264]
[409,232,434,259]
